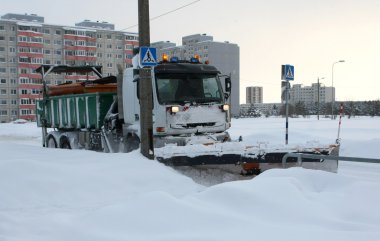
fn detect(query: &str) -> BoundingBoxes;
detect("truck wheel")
[125,135,140,152]
[60,136,71,149]
[46,135,57,148]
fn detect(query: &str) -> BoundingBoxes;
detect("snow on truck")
[36,54,339,174]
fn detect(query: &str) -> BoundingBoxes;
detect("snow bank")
[0,117,379,241]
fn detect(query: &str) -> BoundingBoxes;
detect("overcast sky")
[3,0,380,103]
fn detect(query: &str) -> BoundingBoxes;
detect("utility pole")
[317,77,320,120]
[138,0,154,159]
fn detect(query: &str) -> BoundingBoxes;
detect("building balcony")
[64,45,97,51]
[17,31,43,37]
[64,34,96,42]
[19,73,42,79]
[17,42,44,48]
[18,52,44,58]
[64,55,97,61]
[18,63,43,69]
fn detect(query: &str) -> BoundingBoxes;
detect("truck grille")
[184,122,215,128]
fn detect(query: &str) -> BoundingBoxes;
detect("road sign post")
[281,64,294,145]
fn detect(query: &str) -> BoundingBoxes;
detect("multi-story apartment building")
[0,13,138,122]
[246,86,263,104]
[289,83,334,105]
[151,34,240,117]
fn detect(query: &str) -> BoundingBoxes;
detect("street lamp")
[317,77,324,120]
[331,60,345,119]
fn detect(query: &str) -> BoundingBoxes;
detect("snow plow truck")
[36,53,339,174]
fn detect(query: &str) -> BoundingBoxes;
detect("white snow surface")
[1,116,380,241]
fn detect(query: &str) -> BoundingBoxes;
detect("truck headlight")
[171,106,180,113]
[222,104,229,111]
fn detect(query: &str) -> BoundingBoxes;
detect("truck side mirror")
[225,77,231,92]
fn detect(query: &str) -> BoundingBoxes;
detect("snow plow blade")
[155,143,339,174]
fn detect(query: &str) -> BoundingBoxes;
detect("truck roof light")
[162,53,168,62]
[170,56,179,63]
[190,57,199,63]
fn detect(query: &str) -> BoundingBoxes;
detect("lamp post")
[317,77,324,120]
[331,60,345,119]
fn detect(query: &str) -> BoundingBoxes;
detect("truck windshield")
[155,74,223,105]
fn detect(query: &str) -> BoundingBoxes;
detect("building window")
[43,29,50,34]
[0,68,6,73]
[9,36,15,42]
[0,110,7,116]
[54,40,62,45]
[44,39,51,44]
[0,25,4,31]
[55,60,62,65]
[0,57,5,62]
[0,89,6,95]
[10,79,16,84]
[55,50,61,55]
[44,49,51,54]
[55,30,61,35]
[96,34,102,38]
[0,99,7,105]
[107,63,112,68]
[0,36,5,41]
[106,53,112,58]
[10,68,16,73]
[44,59,51,64]
[77,40,85,46]
[0,47,5,52]
[11,89,16,95]
[0,79,6,84]
[10,47,16,52]
[21,99,32,105]
[106,44,112,49]
[97,53,102,58]
[21,109,32,115]
[106,34,112,39]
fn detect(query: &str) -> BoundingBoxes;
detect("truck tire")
[60,136,71,149]
[125,135,140,152]
[46,135,57,148]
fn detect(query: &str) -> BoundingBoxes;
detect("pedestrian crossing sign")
[281,64,294,81]
[140,47,157,67]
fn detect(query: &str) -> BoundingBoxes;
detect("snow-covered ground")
[0,116,379,241]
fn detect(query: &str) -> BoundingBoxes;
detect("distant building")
[240,103,281,116]
[0,13,138,122]
[289,83,334,105]
[246,86,263,104]
[151,34,240,117]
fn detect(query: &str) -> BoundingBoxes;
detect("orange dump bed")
[47,83,117,96]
